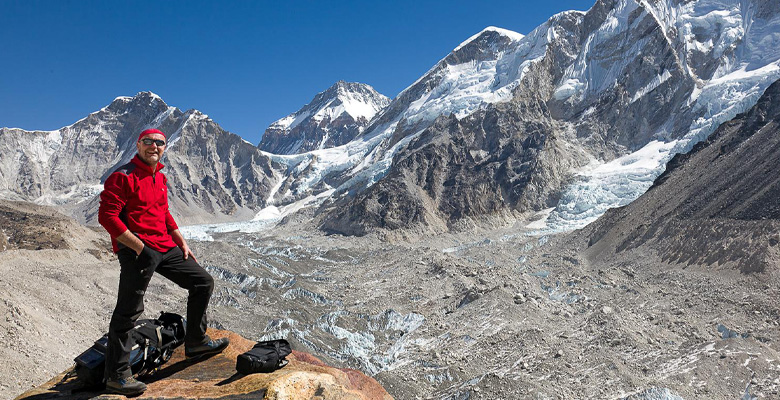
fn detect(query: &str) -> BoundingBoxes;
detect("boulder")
[15,329,392,400]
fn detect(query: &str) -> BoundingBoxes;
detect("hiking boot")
[185,337,230,359]
[105,376,147,396]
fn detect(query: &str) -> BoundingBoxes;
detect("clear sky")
[1,0,593,144]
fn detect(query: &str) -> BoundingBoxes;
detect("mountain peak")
[453,26,524,53]
[259,81,390,154]
[324,81,385,101]
[131,91,166,106]
[106,91,169,114]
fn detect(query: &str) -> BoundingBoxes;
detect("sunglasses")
[140,138,166,147]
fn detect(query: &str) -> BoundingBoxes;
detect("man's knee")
[193,270,214,295]
[204,273,214,295]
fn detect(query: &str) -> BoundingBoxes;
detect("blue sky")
[1,0,593,144]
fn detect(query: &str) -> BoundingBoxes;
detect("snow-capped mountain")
[3,0,780,237]
[311,0,780,235]
[542,0,780,232]
[0,92,276,225]
[258,81,390,154]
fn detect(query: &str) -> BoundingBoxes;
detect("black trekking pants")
[104,246,214,380]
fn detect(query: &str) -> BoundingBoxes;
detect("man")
[98,128,229,395]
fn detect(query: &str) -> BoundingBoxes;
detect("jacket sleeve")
[165,210,179,232]
[163,174,179,232]
[98,172,129,238]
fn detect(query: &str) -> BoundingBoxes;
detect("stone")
[15,329,392,400]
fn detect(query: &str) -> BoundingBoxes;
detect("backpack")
[73,312,186,386]
[235,339,292,374]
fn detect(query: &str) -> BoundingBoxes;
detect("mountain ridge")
[318,0,780,235]
[0,92,277,225]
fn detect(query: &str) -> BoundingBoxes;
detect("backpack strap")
[156,326,163,348]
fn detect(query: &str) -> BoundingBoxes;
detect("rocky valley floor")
[1,207,779,399]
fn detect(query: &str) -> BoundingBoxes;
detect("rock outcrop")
[15,329,392,400]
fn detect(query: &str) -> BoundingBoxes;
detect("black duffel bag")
[73,312,186,386]
[236,339,292,374]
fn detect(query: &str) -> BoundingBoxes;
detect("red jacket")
[98,155,179,253]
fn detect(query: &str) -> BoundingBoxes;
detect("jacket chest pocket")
[133,178,167,207]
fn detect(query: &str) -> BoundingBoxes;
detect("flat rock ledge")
[15,329,393,400]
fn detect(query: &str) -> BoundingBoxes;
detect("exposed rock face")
[15,329,392,400]
[0,92,276,225]
[321,84,588,235]
[259,81,390,154]
[585,78,780,272]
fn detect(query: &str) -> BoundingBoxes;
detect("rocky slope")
[320,89,587,236]
[0,92,276,225]
[585,77,780,273]
[259,81,390,154]
[0,200,109,254]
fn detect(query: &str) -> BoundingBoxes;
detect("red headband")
[138,128,166,142]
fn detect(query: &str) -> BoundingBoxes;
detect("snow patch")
[181,190,335,241]
[630,70,672,103]
[553,79,585,100]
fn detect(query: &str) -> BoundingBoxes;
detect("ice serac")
[259,81,390,154]
[0,92,276,225]
[318,0,780,235]
[585,78,780,273]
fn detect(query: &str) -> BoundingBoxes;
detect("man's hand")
[180,242,197,261]
[115,230,145,255]
[170,229,196,260]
